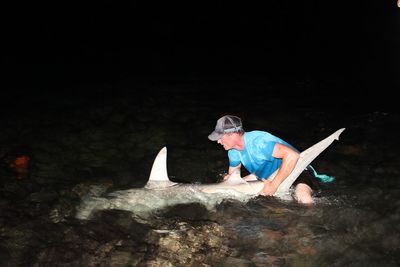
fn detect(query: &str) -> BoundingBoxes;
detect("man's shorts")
[292,168,320,191]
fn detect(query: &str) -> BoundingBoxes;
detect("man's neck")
[234,134,245,150]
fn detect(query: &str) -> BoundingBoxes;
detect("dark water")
[1,76,399,266]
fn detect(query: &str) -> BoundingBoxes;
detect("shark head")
[199,170,263,195]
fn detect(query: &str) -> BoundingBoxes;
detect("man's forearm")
[228,164,241,175]
[270,153,299,188]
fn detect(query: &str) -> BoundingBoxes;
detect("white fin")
[221,169,248,185]
[270,128,346,194]
[145,147,177,189]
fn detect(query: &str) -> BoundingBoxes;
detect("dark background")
[2,1,400,110]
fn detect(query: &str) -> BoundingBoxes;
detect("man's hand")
[259,180,278,196]
[222,173,230,181]
[259,143,299,196]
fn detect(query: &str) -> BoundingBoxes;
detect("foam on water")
[75,184,255,220]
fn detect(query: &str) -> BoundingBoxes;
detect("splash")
[75,184,255,220]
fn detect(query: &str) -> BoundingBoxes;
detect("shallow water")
[0,78,399,266]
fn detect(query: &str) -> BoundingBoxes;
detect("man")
[208,115,321,204]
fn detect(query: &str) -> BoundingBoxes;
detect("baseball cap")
[208,115,243,141]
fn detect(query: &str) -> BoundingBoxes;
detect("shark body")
[75,128,345,220]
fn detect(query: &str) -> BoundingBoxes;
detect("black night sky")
[2,1,400,110]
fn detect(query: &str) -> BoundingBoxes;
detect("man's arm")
[259,143,300,196]
[228,164,241,175]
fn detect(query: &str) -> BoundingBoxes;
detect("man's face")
[217,133,235,150]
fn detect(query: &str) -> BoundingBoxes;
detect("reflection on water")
[68,171,400,266]
[209,182,400,266]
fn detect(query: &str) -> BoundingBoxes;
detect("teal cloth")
[308,165,334,183]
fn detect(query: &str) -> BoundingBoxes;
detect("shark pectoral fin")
[222,170,248,185]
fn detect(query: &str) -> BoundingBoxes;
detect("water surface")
[1,78,399,266]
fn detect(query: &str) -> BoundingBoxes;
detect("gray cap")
[208,115,243,141]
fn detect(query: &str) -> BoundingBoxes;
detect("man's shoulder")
[246,131,281,150]
[245,130,269,137]
[246,130,274,141]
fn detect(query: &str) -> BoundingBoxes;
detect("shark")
[75,128,345,220]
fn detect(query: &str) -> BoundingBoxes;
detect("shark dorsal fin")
[145,147,177,189]
[221,170,248,185]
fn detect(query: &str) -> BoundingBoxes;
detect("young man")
[208,115,319,204]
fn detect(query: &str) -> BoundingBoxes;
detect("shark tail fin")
[306,128,345,183]
[145,147,178,189]
[334,128,346,140]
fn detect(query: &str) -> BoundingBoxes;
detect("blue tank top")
[228,131,297,180]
